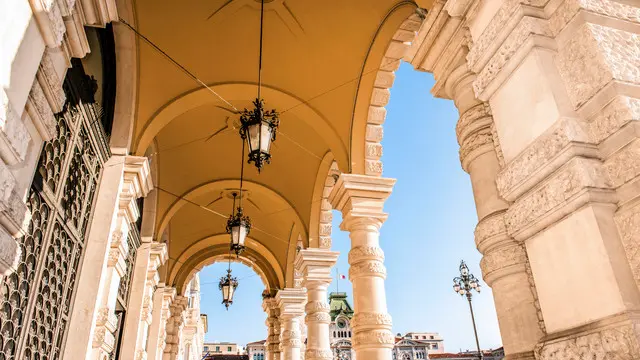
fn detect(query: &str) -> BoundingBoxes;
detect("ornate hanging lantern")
[226,192,251,256]
[239,99,279,172]
[239,0,279,172]
[219,268,239,310]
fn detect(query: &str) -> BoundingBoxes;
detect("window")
[422,336,426,339]
[216,346,220,352]
[430,336,434,339]
[334,331,336,337]
[348,331,351,337]
[432,344,438,349]
[204,346,209,352]
[228,347,232,352]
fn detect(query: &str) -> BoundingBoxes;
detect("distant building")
[329,292,356,360]
[246,340,266,360]
[399,332,445,354]
[430,347,504,360]
[393,332,444,359]
[202,356,248,360]
[203,342,241,357]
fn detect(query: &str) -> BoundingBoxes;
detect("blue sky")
[198,62,503,352]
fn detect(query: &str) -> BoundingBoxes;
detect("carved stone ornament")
[280,339,303,348]
[474,16,553,98]
[348,246,385,263]
[474,213,507,247]
[459,127,494,167]
[456,103,492,144]
[587,96,640,144]
[349,261,387,279]
[281,330,301,340]
[305,349,333,360]
[505,157,612,237]
[305,312,331,323]
[536,322,640,359]
[350,312,393,328]
[557,24,640,109]
[496,117,590,201]
[353,330,395,346]
[305,301,330,313]
[614,205,640,288]
[549,0,640,38]
[480,244,527,280]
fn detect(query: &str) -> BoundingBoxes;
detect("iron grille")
[0,64,110,359]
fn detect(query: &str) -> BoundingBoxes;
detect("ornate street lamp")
[453,260,483,360]
[239,0,280,172]
[219,268,239,310]
[226,192,251,256]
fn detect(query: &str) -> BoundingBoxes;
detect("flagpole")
[336,267,339,293]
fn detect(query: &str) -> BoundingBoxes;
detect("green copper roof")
[329,292,354,321]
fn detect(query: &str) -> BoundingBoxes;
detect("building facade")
[1,1,639,360]
[203,342,241,356]
[401,332,444,354]
[246,340,266,360]
[329,292,356,360]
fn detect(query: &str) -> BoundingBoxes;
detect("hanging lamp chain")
[258,0,265,100]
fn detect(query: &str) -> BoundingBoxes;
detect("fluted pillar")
[295,249,338,360]
[263,296,282,360]
[276,288,307,360]
[446,65,544,359]
[147,285,177,360]
[329,174,395,360]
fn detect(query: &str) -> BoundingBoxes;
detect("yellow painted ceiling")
[131,0,418,286]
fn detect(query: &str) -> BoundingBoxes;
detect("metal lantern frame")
[226,202,252,256]
[452,260,484,360]
[239,98,280,172]
[219,268,239,310]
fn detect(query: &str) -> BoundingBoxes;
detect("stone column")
[89,216,130,359]
[147,285,177,360]
[164,295,188,360]
[64,155,153,359]
[444,65,545,359]
[463,0,640,357]
[263,296,282,360]
[295,249,339,360]
[119,242,168,359]
[328,174,395,360]
[276,288,307,360]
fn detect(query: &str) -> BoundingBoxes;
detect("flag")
[340,274,346,280]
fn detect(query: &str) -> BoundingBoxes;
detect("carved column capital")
[294,248,339,287]
[328,174,395,231]
[276,288,307,318]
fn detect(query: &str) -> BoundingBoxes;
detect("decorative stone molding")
[27,79,57,142]
[535,317,640,359]
[37,50,67,113]
[496,117,593,202]
[456,103,492,143]
[305,312,331,323]
[364,12,424,176]
[348,261,387,279]
[474,212,507,248]
[459,127,494,171]
[615,204,640,288]
[473,16,554,99]
[348,246,385,263]
[549,0,640,37]
[30,0,66,48]
[480,243,527,281]
[329,174,395,227]
[505,157,614,240]
[587,96,640,144]
[0,226,21,276]
[305,349,333,360]
[350,312,393,328]
[556,24,640,109]
[305,301,330,313]
[605,139,640,188]
[352,329,395,347]
[0,90,30,165]
[467,0,551,71]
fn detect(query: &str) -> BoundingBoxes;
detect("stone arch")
[132,82,349,169]
[308,152,340,249]
[156,179,309,243]
[350,9,424,175]
[170,234,284,295]
[109,0,138,154]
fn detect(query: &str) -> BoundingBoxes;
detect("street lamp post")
[453,260,483,360]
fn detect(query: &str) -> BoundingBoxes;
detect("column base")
[535,312,640,360]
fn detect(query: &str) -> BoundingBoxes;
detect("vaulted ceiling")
[128,0,420,292]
